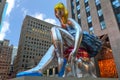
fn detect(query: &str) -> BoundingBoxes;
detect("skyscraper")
[0,39,13,80]
[67,0,120,78]
[14,15,57,77]
[0,0,6,31]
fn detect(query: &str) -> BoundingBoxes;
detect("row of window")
[24,46,49,51]
[76,0,81,24]
[0,66,9,69]
[25,36,51,42]
[71,0,75,19]
[112,0,120,8]
[72,0,107,32]
[22,52,43,57]
[28,20,51,29]
[26,30,51,40]
[24,39,51,46]
[84,0,94,34]
[111,0,120,28]
[27,24,51,31]
[95,0,106,30]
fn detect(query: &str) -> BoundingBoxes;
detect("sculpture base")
[10,76,117,80]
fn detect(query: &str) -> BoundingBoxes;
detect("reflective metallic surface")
[16,45,55,77]
[16,3,99,78]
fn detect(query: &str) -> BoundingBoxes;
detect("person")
[17,2,99,77]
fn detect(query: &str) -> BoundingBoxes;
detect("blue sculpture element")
[81,31,102,57]
[17,71,43,77]
[58,58,67,77]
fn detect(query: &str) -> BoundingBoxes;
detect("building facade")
[9,47,18,78]
[0,0,6,31]
[14,15,58,77]
[0,39,13,80]
[67,0,120,78]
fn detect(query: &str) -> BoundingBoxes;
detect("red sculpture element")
[64,46,90,60]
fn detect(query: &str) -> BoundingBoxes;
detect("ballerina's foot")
[16,71,43,77]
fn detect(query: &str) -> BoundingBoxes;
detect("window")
[97,9,103,16]
[77,5,80,10]
[89,27,94,34]
[86,12,90,17]
[112,0,120,8]
[117,13,120,22]
[0,0,1,2]
[78,14,81,19]
[96,4,101,10]
[85,2,89,7]
[87,16,92,23]
[88,22,92,27]
[95,0,100,5]
[72,1,74,7]
[72,9,75,14]
[78,19,81,24]
[76,0,79,2]
[99,15,104,22]
[84,0,88,3]
[100,21,106,30]
[86,6,90,12]
[77,9,80,14]
[72,9,75,19]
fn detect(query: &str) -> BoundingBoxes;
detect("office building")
[8,47,18,78]
[11,47,18,65]
[14,15,58,77]
[0,39,13,80]
[67,0,120,78]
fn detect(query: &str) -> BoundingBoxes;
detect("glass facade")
[87,16,92,23]
[98,9,103,16]
[78,13,80,19]
[89,27,94,34]
[112,0,120,8]
[76,0,79,2]
[71,0,75,19]
[95,0,106,30]
[86,6,90,12]
[111,0,120,29]
[117,13,120,22]
[84,0,88,3]
[76,0,81,25]
[84,0,94,33]
[77,5,80,10]
[95,0,100,5]
[100,21,106,30]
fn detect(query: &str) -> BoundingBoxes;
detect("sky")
[0,0,66,47]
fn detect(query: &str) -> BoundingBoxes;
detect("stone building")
[66,0,120,78]
[14,15,58,77]
[0,39,13,80]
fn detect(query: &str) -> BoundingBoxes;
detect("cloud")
[45,18,57,25]
[0,21,9,40]
[21,8,28,17]
[33,13,45,20]
[16,4,20,8]
[32,13,57,25]
[6,0,15,16]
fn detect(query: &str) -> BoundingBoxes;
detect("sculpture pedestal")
[10,76,117,80]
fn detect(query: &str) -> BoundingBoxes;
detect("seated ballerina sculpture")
[16,2,102,78]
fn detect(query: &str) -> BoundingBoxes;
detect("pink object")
[64,46,90,59]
